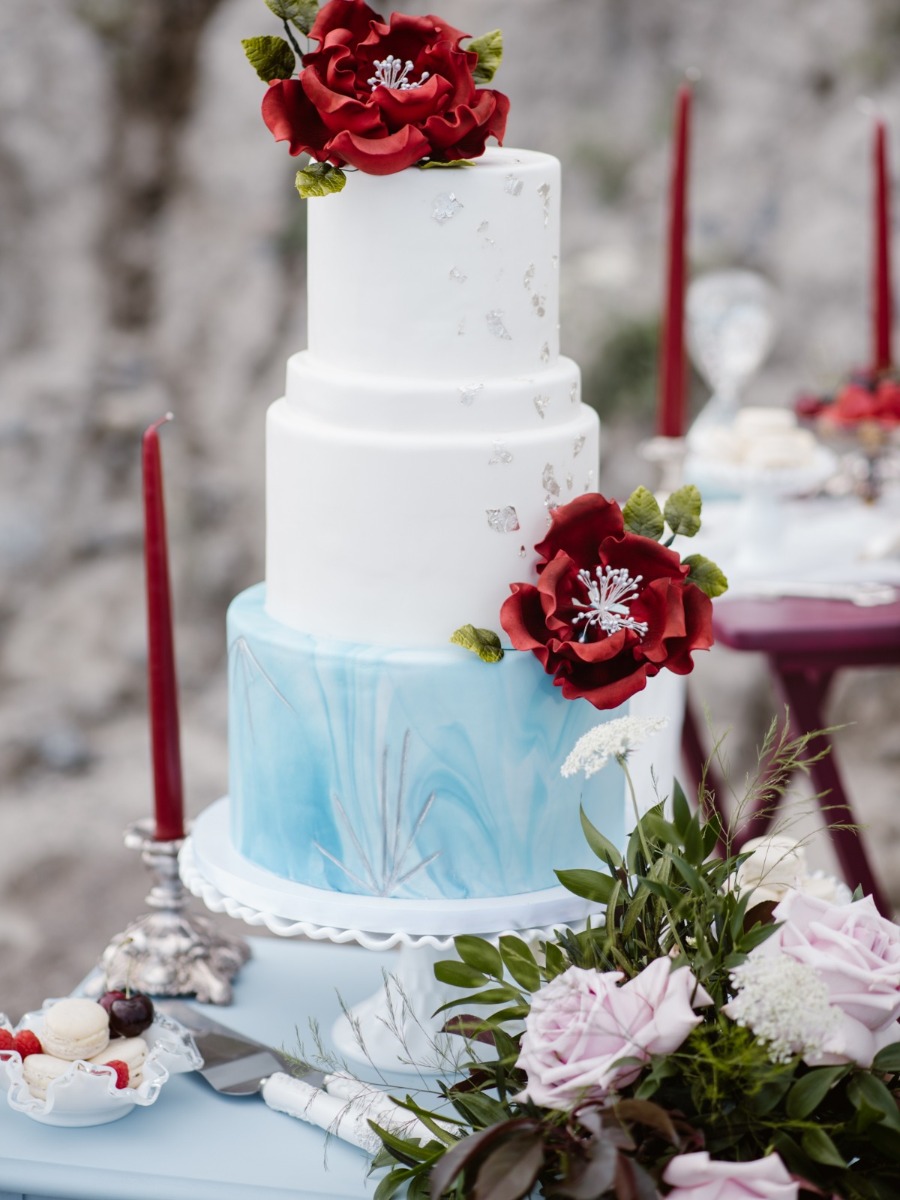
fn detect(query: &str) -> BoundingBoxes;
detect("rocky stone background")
[2,0,900,1021]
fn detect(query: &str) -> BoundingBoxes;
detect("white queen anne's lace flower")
[723,953,843,1064]
[561,715,668,779]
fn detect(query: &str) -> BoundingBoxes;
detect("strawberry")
[0,1028,14,1052]
[106,1058,130,1089]
[12,1030,42,1058]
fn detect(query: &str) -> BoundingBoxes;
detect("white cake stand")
[181,798,598,1074]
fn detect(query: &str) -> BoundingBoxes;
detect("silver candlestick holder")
[94,818,251,1005]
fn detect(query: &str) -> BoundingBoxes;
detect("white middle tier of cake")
[266,352,599,645]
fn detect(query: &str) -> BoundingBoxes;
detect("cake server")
[159,1001,429,1152]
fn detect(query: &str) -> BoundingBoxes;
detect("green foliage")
[450,624,504,664]
[294,162,346,199]
[418,159,475,170]
[242,34,295,81]
[466,29,503,85]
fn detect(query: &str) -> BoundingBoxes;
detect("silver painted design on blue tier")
[486,505,520,533]
[432,192,463,223]
[313,731,440,897]
[227,585,626,902]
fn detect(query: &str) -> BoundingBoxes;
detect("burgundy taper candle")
[657,82,692,438]
[873,118,893,372]
[142,414,185,842]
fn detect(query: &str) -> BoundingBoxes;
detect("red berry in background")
[102,992,155,1038]
[13,1030,43,1058]
[0,1029,14,1052]
[106,1059,130,1089]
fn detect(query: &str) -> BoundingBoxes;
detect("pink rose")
[764,892,900,1066]
[663,1151,798,1199]
[515,958,711,1110]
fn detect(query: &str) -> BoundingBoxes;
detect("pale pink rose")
[515,958,711,1110]
[764,891,900,1066]
[663,1151,798,1199]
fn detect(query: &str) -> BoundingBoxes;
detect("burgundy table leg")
[773,664,892,916]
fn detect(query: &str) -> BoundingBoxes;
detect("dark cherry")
[99,990,155,1037]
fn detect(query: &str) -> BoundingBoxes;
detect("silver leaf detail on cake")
[523,263,535,291]
[534,394,550,419]
[570,381,579,405]
[542,463,560,498]
[432,192,463,224]
[485,309,512,340]
[458,383,484,407]
[531,294,546,318]
[540,342,550,363]
[505,174,524,197]
[489,441,514,465]
[538,182,551,227]
[448,266,467,283]
[486,505,520,533]
[573,433,586,457]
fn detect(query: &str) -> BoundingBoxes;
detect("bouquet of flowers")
[372,721,900,1200]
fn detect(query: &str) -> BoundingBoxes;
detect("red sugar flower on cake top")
[246,0,509,180]
[500,490,724,710]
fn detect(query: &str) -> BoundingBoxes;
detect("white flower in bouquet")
[724,953,843,1063]
[732,834,849,906]
[515,957,711,1110]
[560,715,668,779]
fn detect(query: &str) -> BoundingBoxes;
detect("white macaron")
[89,1036,149,1088]
[41,998,110,1061]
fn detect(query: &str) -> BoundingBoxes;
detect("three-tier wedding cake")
[219,0,710,920]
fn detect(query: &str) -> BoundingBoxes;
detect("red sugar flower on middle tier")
[500,492,717,710]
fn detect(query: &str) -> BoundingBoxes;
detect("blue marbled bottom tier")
[227,585,682,903]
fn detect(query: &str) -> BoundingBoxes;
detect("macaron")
[89,1036,149,1088]
[41,998,110,1062]
[22,1053,73,1100]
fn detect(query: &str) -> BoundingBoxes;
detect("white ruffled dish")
[0,1004,202,1126]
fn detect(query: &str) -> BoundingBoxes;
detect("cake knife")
[160,1001,431,1153]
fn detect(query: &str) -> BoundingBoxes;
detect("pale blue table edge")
[0,938,406,1200]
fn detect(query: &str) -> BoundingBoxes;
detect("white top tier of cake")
[306,148,561,379]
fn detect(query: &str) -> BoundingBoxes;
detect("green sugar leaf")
[294,162,347,199]
[466,29,503,85]
[417,159,475,170]
[664,483,702,538]
[242,35,296,82]
[622,485,665,541]
[555,867,617,905]
[450,624,504,664]
[265,0,319,35]
[683,553,729,598]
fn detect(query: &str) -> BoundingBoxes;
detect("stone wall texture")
[2,0,899,1019]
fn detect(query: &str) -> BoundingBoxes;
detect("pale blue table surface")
[0,937,402,1200]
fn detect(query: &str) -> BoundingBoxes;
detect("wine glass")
[686,269,777,442]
